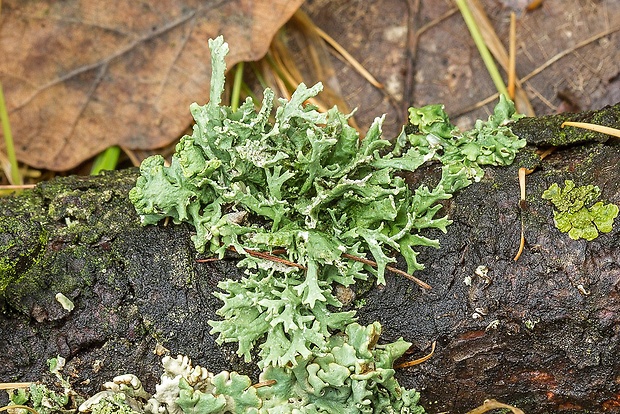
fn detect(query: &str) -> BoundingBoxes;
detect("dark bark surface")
[1,107,620,413]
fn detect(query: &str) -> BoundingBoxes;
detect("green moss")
[511,103,620,147]
[0,169,140,311]
[0,216,47,293]
[4,245,94,314]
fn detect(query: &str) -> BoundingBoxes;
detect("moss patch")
[511,102,620,147]
[0,216,47,292]
[0,169,141,315]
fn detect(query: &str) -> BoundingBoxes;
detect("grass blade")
[0,82,22,185]
[231,62,244,112]
[455,0,509,98]
[90,146,121,175]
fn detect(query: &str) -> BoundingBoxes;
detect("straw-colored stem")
[0,406,39,414]
[395,341,436,368]
[561,121,620,139]
[312,24,383,89]
[507,12,516,100]
[465,399,525,414]
[513,167,527,261]
[0,184,35,190]
[0,382,34,390]
[454,0,509,98]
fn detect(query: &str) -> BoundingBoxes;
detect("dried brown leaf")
[0,0,303,170]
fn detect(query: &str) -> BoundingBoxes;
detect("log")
[1,106,619,413]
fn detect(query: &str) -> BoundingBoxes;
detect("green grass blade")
[231,62,245,112]
[0,82,22,185]
[90,146,121,175]
[455,0,509,98]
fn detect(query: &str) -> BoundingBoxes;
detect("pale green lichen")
[7,356,84,414]
[15,322,423,414]
[257,322,424,414]
[129,36,525,370]
[403,93,526,181]
[542,180,619,241]
[11,384,70,414]
[86,393,141,414]
[55,292,75,311]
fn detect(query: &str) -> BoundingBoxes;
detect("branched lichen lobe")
[130,36,525,371]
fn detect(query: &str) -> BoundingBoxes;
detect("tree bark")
[1,105,619,413]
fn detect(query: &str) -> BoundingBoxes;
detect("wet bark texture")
[1,105,619,413]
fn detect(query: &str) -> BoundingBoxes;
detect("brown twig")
[197,247,431,289]
[252,379,276,389]
[227,246,306,270]
[195,257,220,263]
[342,253,432,290]
[197,248,303,269]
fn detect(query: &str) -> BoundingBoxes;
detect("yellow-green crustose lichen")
[542,179,619,241]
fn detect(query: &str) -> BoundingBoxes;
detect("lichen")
[8,356,84,414]
[15,322,424,414]
[542,179,619,240]
[87,393,141,414]
[257,322,425,413]
[55,292,75,312]
[130,36,525,370]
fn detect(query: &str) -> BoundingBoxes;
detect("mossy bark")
[1,107,620,413]
[510,102,620,147]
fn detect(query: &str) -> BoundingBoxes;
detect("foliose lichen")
[10,322,424,414]
[129,36,525,371]
[7,356,84,414]
[542,179,619,241]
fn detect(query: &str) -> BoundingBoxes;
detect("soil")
[301,0,619,137]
